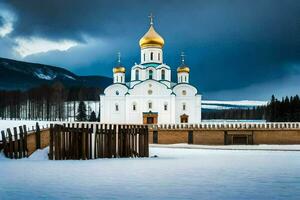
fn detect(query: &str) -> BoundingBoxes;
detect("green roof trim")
[141,63,160,67]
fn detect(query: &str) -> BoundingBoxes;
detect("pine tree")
[89,111,97,122]
[76,101,87,121]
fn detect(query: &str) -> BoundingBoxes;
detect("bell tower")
[139,14,165,64]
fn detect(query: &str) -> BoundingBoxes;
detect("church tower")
[139,14,164,64]
[177,52,190,83]
[113,52,125,84]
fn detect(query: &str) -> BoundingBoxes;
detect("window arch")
[135,69,139,80]
[182,103,186,111]
[150,52,153,60]
[148,101,153,109]
[161,69,165,80]
[148,69,153,79]
[132,102,137,111]
[164,103,168,111]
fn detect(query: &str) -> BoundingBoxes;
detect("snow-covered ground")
[0,147,299,200]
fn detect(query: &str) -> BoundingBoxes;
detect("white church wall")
[141,48,163,64]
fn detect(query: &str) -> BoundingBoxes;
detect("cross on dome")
[148,13,154,25]
[117,51,121,65]
[181,52,185,65]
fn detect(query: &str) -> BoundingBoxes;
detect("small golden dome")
[139,25,165,49]
[177,66,190,73]
[113,66,126,73]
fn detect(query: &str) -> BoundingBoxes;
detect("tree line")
[0,82,101,121]
[1,83,300,122]
[203,94,300,122]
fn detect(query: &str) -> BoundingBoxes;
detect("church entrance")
[180,114,189,123]
[143,112,158,124]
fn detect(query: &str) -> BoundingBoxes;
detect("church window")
[143,53,146,61]
[133,103,136,111]
[135,69,139,80]
[116,91,119,95]
[148,102,152,109]
[149,70,153,79]
[150,52,153,60]
[148,90,153,95]
[183,103,186,111]
[182,90,186,95]
[158,53,161,61]
[115,104,119,111]
[120,76,123,82]
[161,69,165,80]
[164,103,168,111]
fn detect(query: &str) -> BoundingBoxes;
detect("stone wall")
[253,130,300,144]
[193,130,225,145]
[149,124,300,145]
[157,130,189,144]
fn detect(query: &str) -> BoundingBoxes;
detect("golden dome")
[113,66,126,73]
[177,66,190,73]
[139,25,165,49]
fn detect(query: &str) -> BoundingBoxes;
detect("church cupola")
[177,52,190,83]
[139,14,164,64]
[113,52,126,84]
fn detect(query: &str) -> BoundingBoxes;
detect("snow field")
[0,147,300,200]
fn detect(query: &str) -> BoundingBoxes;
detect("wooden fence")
[49,123,149,160]
[1,125,29,159]
[0,123,42,159]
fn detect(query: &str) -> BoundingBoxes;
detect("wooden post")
[35,122,41,150]
[23,125,28,157]
[1,130,7,157]
[49,124,54,160]
[81,123,86,160]
[7,128,13,159]
[19,126,25,158]
[13,127,18,159]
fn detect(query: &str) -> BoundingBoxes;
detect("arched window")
[120,76,123,83]
[182,103,186,111]
[115,104,119,111]
[148,101,152,109]
[161,69,165,80]
[135,69,139,80]
[158,53,161,61]
[148,70,153,79]
[132,103,137,111]
[150,52,153,61]
[164,103,168,111]
[143,53,146,61]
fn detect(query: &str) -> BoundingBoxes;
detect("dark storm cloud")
[2,0,300,100]
[0,16,4,27]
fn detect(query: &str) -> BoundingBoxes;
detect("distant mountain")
[0,57,112,91]
[202,100,268,111]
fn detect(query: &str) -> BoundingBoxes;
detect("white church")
[100,16,201,124]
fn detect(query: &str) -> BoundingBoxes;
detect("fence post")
[49,124,54,160]
[1,130,7,157]
[23,125,28,157]
[7,129,13,159]
[18,126,25,158]
[35,122,41,150]
[13,127,18,159]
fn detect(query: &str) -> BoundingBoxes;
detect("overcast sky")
[0,0,299,100]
